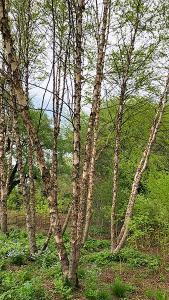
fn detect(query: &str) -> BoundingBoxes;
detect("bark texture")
[0,92,7,233]
[69,0,84,284]
[79,0,110,246]
[0,0,69,278]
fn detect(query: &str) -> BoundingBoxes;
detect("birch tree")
[0,0,110,286]
[109,0,169,253]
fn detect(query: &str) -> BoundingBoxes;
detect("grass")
[111,277,135,298]
[145,289,169,300]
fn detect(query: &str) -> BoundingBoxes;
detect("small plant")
[8,253,26,266]
[0,259,6,271]
[85,288,110,300]
[36,250,58,268]
[111,277,135,299]
[146,289,169,300]
[83,239,110,252]
[54,272,73,299]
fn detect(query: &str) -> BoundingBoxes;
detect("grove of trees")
[1,0,169,296]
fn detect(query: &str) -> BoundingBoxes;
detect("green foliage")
[83,268,111,300]
[35,249,58,268]
[0,269,46,299]
[8,253,26,266]
[82,245,160,270]
[145,289,169,300]
[83,239,110,252]
[85,288,110,300]
[83,270,135,300]
[7,189,22,210]
[0,229,29,259]
[0,275,47,300]
[54,274,73,300]
[111,277,135,298]
[82,250,113,266]
[116,247,160,269]
[130,171,169,247]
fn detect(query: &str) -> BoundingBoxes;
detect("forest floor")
[0,213,169,300]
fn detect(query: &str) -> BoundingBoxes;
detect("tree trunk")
[78,0,110,248]
[110,5,141,251]
[82,127,97,244]
[62,204,72,235]
[27,139,37,255]
[14,112,37,255]
[111,98,125,251]
[0,200,7,233]
[0,88,7,234]
[68,0,84,286]
[113,73,169,254]
[0,1,69,278]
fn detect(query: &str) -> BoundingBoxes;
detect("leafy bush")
[7,189,22,210]
[8,253,26,266]
[0,229,29,260]
[0,259,6,271]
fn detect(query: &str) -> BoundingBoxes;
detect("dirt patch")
[101,264,169,299]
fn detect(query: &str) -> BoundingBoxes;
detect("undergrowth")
[0,229,165,300]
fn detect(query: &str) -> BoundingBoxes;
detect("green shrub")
[8,253,26,266]
[0,281,47,300]
[77,268,86,279]
[111,277,135,299]
[17,270,32,283]
[0,229,29,260]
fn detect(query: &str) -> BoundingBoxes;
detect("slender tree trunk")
[0,84,7,234]
[62,204,72,235]
[39,203,72,255]
[27,139,37,255]
[111,99,124,251]
[113,74,169,254]
[0,2,69,277]
[39,226,53,254]
[82,127,97,244]
[78,0,110,247]
[68,0,84,285]
[110,4,141,251]
[14,112,37,255]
